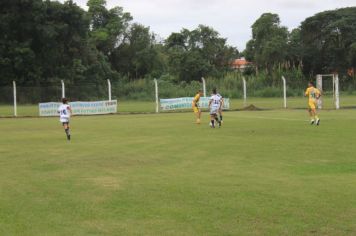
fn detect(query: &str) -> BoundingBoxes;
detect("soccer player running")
[209,88,222,128]
[58,98,73,140]
[305,81,321,125]
[192,90,203,124]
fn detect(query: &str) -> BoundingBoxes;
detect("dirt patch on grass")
[241,104,263,111]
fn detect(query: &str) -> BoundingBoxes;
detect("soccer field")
[1,110,356,235]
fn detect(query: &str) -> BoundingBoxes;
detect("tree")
[0,0,43,85]
[244,13,288,72]
[286,28,303,67]
[300,7,356,74]
[165,25,238,82]
[110,23,164,79]
[0,0,119,87]
[87,0,132,56]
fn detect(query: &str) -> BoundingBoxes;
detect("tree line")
[244,8,356,77]
[0,0,355,87]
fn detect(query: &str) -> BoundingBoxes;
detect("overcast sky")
[59,0,356,51]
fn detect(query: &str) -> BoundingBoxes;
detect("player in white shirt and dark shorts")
[217,93,224,124]
[208,88,222,128]
[58,98,73,140]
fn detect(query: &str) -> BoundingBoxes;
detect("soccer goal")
[316,74,340,109]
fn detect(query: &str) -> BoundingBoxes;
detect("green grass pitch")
[1,109,356,235]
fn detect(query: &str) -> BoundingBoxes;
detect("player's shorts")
[308,101,316,109]
[193,106,200,113]
[60,118,69,125]
[210,107,219,115]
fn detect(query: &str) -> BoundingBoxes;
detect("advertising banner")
[160,97,230,111]
[39,100,117,116]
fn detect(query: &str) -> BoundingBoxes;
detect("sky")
[59,0,356,51]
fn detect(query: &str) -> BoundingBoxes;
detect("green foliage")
[0,0,119,87]
[287,28,303,66]
[105,67,309,102]
[348,42,356,67]
[300,7,356,74]
[165,25,238,82]
[87,0,132,55]
[1,2,355,95]
[110,24,165,79]
[244,8,356,77]
[244,13,289,71]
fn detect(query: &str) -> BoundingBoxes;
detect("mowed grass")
[1,110,356,235]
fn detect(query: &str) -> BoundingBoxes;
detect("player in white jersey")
[216,93,224,124]
[208,88,222,128]
[58,98,72,140]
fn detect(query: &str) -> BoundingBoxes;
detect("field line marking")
[233,114,308,122]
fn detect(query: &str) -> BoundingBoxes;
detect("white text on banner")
[39,100,117,116]
[160,97,230,111]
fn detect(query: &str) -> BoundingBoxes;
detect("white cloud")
[58,0,356,50]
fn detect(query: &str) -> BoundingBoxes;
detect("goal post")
[316,74,340,110]
[316,75,323,109]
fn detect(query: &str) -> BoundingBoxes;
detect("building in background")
[231,57,252,72]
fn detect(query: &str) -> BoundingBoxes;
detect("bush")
[254,87,282,97]
[11,69,356,103]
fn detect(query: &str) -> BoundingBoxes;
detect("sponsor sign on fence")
[39,100,117,116]
[160,97,230,111]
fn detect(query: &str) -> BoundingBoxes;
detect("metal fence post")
[334,74,340,109]
[282,76,287,108]
[61,80,65,98]
[201,77,206,97]
[107,79,112,101]
[154,79,159,113]
[242,77,247,107]
[13,81,17,117]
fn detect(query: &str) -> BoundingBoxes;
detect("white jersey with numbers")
[58,104,71,122]
[217,93,224,110]
[210,94,222,114]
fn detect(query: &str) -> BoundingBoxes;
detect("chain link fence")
[1,75,355,117]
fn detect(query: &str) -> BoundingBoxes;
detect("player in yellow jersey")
[305,81,321,125]
[192,90,203,124]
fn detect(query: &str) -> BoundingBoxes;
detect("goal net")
[316,74,340,109]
